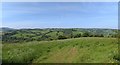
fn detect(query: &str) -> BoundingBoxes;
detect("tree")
[100,34,104,37]
[74,33,81,38]
[82,32,89,37]
[58,35,67,40]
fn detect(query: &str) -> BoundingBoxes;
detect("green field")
[2,37,119,63]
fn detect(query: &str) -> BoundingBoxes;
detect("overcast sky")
[2,2,118,29]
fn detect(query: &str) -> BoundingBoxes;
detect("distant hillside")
[2,28,118,43]
[0,27,15,32]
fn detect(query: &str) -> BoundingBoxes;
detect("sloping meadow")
[2,37,119,63]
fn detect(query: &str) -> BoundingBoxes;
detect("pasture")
[2,37,119,63]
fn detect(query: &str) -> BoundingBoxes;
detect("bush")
[58,35,67,40]
[82,32,89,37]
[113,53,120,62]
[74,34,81,38]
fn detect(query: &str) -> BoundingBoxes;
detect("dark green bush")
[58,35,67,40]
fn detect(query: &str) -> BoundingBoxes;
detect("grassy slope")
[0,41,1,61]
[2,37,118,63]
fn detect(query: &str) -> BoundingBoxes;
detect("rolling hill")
[2,28,118,43]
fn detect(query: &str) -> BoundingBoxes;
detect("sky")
[2,2,118,29]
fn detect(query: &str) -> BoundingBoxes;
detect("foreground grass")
[2,37,118,63]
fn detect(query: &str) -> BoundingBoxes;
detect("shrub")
[58,35,67,40]
[74,34,81,38]
[82,32,89,37]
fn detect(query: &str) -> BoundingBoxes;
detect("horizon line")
[1,27,118,30]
